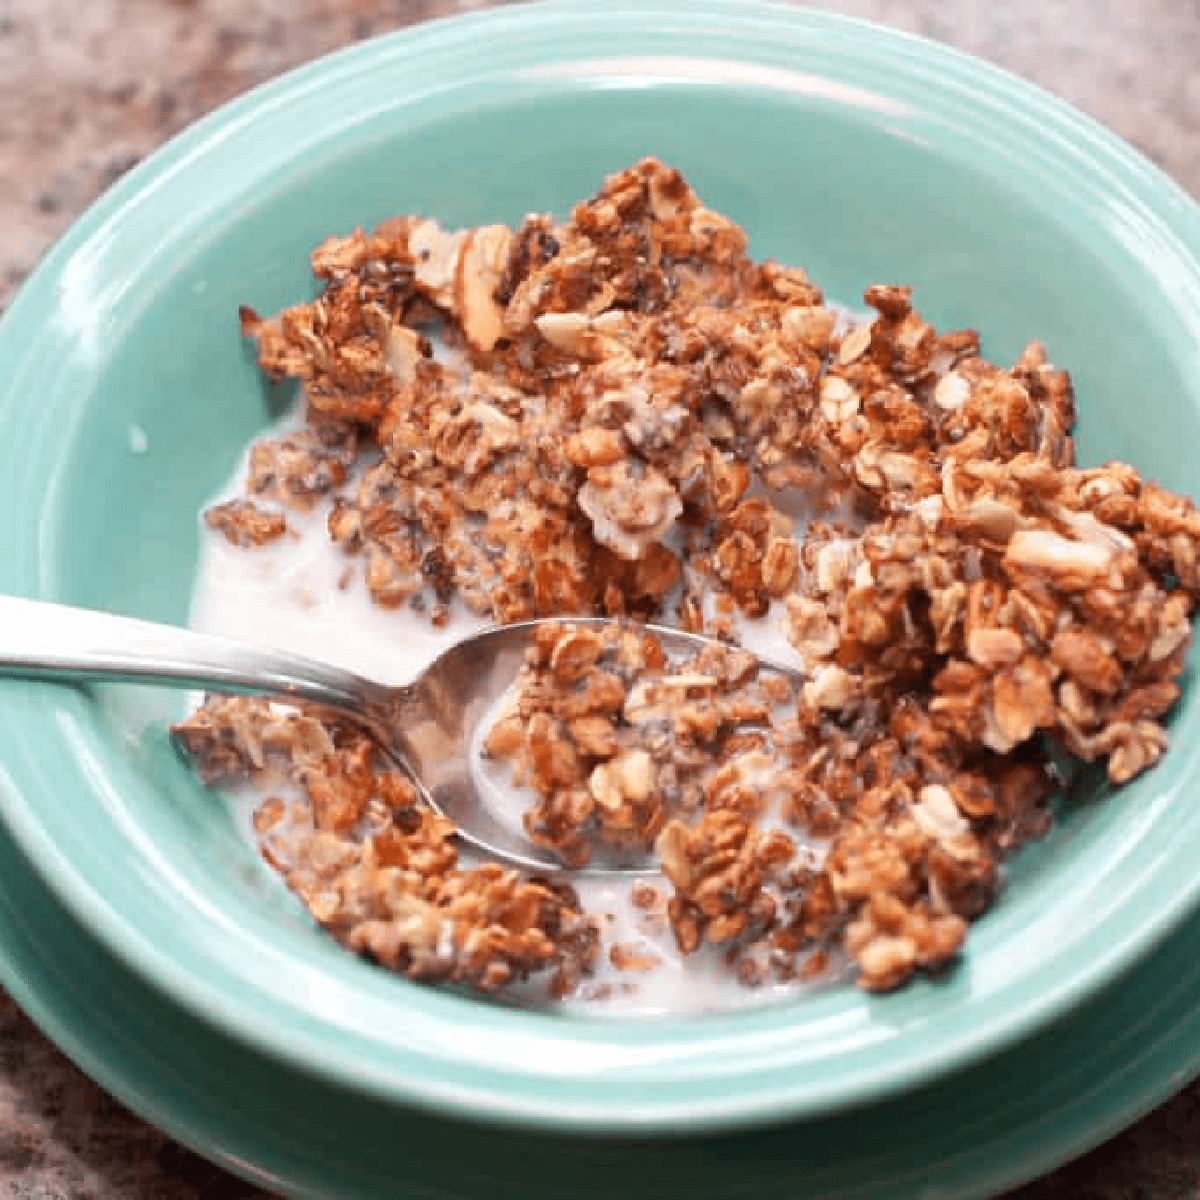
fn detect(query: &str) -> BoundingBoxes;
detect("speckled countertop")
[2,1,1200,1196]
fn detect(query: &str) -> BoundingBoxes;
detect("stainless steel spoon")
[0,595,759,875]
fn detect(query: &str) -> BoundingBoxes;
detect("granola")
[175,158,1200,999]
[176,696,598,995]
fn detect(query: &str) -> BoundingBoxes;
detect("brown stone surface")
[2,0,1199,1195]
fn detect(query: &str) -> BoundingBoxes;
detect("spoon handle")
[0,595,368,713]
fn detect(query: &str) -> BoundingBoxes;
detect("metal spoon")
[0,595,761,874]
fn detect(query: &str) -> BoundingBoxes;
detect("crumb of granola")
[204,499,287,547]
[609,942,662,972]
[176,156,1200,1002]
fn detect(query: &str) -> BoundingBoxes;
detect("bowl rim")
[4,0,1200,1133]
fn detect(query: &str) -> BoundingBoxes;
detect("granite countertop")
[2,1,1200,1196]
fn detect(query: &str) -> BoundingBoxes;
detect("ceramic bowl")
[2,0,1200,1134]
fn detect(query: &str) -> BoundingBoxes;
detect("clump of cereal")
[179,157,1200,999]
[176,696,598,995]
[483,621,797,869]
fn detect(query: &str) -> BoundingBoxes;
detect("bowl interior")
[4,2,1200,1130]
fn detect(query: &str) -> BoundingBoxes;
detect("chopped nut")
[386,323,427,387]
[456,225,513,352]
[536,311,591,354]
[550,627,606,683]
[590,750,656,810]
[934,372,970,411]
[411,219,465,307]
[837,322,873,365]
[1004,530,1116,589]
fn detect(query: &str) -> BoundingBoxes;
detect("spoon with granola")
[0,595,797,874]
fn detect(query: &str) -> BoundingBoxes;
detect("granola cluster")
[174,697,598,995]
[486,620,1055,990]
[176,157,1200,996]
[484,621,797,868]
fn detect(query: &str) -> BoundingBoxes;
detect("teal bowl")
[2,0,1200,1135]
